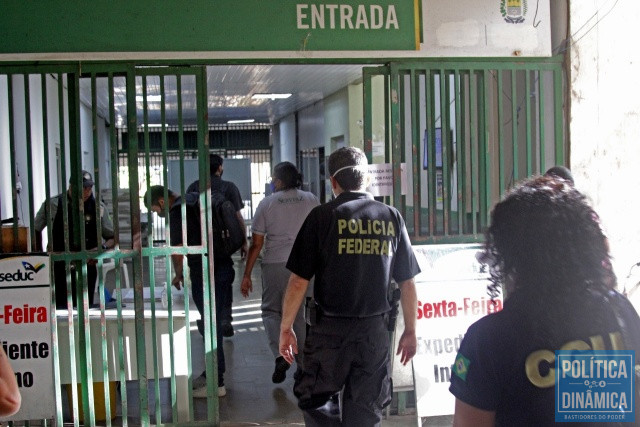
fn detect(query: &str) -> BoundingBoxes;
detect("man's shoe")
[193,384,227,398]
[218,386,227,397]
[221,322,234,337]
[192,372,206,390]
[272,356,290,384]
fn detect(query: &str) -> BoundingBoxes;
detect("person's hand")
[396,329,417,365]
[240,276,253,298]
[240,242,248,260]
[279,328,298,365]
[172,274,184,290]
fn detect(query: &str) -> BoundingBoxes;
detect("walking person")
[144,185,227,397]
[449,175,640,426]
[187,154,247,338]
[279,147,421,426]
[240,162,319,383]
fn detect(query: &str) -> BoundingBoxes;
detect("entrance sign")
[390,244,503,417]
[0,0,419,54]
[0,254,55,421]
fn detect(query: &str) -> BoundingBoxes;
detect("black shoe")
[272,356,290,384]
[221,322,234,337]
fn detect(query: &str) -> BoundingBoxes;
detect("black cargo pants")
[294,313,392,427]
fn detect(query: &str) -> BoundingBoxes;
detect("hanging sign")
[366,163,407,197]
[0,254,55,421]
[0,0,420,54]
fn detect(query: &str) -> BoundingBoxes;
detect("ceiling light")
[251,93,292,100]
[136,95,162,102]
[227,119,255,124]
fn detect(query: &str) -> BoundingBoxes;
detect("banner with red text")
[390,244,503,417]
[0,254,54,421]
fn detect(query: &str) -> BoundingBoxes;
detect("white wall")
[298,101,325,150]
[278,114,297,163]
[323,88,350,152]
[569,0,640,286]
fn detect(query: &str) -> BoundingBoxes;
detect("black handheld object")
[305,297,318,326]
[387,288,401,331]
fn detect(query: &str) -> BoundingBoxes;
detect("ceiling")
[83,64,368,128]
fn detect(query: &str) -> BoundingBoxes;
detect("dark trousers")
[295,315,392,427]
[190,259,235,384]
[54,261,97,309]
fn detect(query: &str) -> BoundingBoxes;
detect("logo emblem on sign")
[22,261,45,274]
[500,0,527,24]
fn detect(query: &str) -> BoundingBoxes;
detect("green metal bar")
[383,72,391,207]
[155,75,179,424]
[454,70,464,236]
[410,69,421,238]
[363,68,373,164]
[139,75,164,424]
[38,71,64,427]
[23,74,36,249]
[538,71,546,172]
[469,70,478,235]
[90,72,114,427]
[175,75,198,421]
[525,70,533,176]
[553,67,564,165]
[511,69,519,183]
[6,74,19,250]
[497,70,506,194]
[67,70,97,427]
[389,65,402,214]
[440,69,450,236]
[196,66,219,424]
[424,69,435,236]
[127,70,150,426]
[398,71,407,219]
[107,72,129,425]
[479,70,489,227]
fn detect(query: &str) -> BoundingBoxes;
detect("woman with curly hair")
[449,175,640,426]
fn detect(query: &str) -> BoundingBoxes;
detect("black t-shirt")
[286,191,420,317]
[187,175,244,263]
[169,193,202,267]
[449,290,640,426]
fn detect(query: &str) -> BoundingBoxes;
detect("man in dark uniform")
[144,185,227,397]
[34,170,115,309]
[187,154,248,339]
[279,147,420,426]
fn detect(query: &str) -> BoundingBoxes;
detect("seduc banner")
[0,254,55,421]
[390,244,503,417]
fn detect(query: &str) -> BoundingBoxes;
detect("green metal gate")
[0,64,220,426]
[363,57,566,244]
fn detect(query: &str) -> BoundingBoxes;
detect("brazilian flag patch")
[452,353,470,381]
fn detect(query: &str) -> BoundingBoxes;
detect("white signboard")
[390,244,503,417]
[366,163,407,197]
[0,254,55,421]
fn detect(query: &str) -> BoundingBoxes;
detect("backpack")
[210,191,244,257]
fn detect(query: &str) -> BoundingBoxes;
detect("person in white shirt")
[241,162,319,383]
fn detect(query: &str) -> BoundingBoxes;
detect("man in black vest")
[34,170,115,309]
